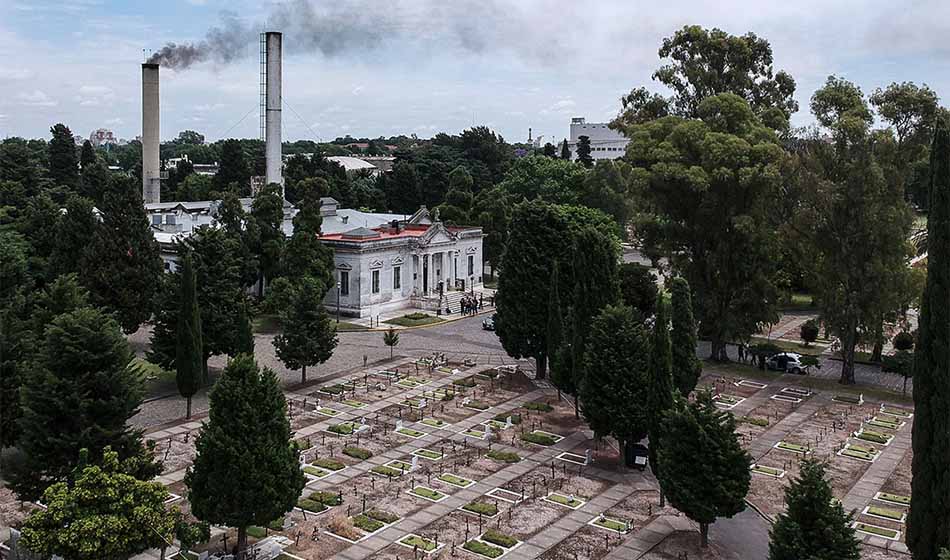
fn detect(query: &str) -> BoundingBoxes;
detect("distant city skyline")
[2,0,950,143]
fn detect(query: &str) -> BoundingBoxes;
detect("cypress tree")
[671,277,702,396]
[657,391,751,548]
[560,139,571,160]
[176,253,203,419]
[546,265,565,399]
[579,305,652,459]
[80,139,96,171]
[273,277,338,384]
[768,458,860,560]
[48,124,79,189]
[648,292,674,504]
[186,355,305,557]
[908,114,950,560]
[577,135,593,168]
[235,300,255,357]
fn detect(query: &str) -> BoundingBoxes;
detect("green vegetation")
[421,418,447,428]
[327,422,356,435]
[841,447,876,461]
[593,517,628,532]
[463,540,504,558]
[303,466,329,478]
[882,405,912,418]
[414,449,442,460]
[296,498,327,513]
[740,416,769,427]
[494,413,522,425]
[385,313,444,327]
[312,458,345,471]
[749,336,825,357]
[343,446,372,460]
[410,486,446,501]
[320,384,345,395]
[482,529,518,548]
[777,441,810,454]
[854,430,892,445]
[453,377,477,387]
[246,525,268,539]
[486,450,521,463]
[466,400,490,410]
[371,465,402,477]
[366,509,399,524]
[524,401,553,412]
[752,465,784,476]
[351,514,384,533]
[439,473,473,487]
[855,523,899,539]
[342,399,366,408]
[878,492,911,505]
[396,427,425,438]
[546,493,584,507]
[521,432,558,446]
[868,506,905,521]
[400,535,438,551]
[462,501,499,516]
[388,460,412,470]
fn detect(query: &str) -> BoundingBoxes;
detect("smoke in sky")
[147,0,577,69]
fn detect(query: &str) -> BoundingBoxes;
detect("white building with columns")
[145,198,484,317]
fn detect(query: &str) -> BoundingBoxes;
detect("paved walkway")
[747,393,831,461]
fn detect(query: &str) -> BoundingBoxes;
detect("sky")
[2,0,950,144]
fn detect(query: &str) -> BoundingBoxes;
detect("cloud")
[17,90,57,107]
[0,67,33,80]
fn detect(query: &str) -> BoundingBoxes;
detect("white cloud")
[17,90,57,107]
[0,67,33,80]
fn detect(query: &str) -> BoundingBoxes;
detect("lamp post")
[336,281,341,323]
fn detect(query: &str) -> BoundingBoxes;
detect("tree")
[273,277,338,384]
[560,139,571,160]
[670,277,702,396]
[176,253,203,419]
[580,305,651,458]
[576,135,593,168]
[235,301,255,356]
[542,143,557,157]
[495,201,568,379]
[80,140,96,171]
[437,166,475,224]
[579,159,633,233]
[48,123,79,189]
[768,459,860,560]
[214,138,251,194]
[619,262,657,317]
[908,114,950,560]
[648,293,674,505]
[186,355,305,558]
[652,26,797,124]
[495,155,586,205]
[383,327,399,359]
[799,319,819,346]
[281,178,334,290]
[83,175,163,333]
[800,77,913,384]
[657,391,751,547]
[472,186,511,279]
[626,94,783,359]
[11,307,158,501]
[19,447,177,560]
[251,183,286,297]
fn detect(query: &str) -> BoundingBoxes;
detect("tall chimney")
[264,31,283,194]
[141,63,161,204]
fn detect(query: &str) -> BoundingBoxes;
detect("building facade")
[568,117,628,161]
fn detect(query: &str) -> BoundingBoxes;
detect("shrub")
[486,450,520,463]
[327,423,355,435]
[463,501,498,516]
[463,540,503,558]
[521,432,557,446]
[494,412,522,424]
[466,400,490,410]
[524,401,553,412]
[800,319,820,346]
[453,377,477,387]
[893,331,915,352]
[321,384,345,395]
[371,465,401,477]
[405,312,430,320]
[343,446,372,460]
[297,498,327,513]
[327,515,361,540]
[366,509,399,523]
[309,490,343,506]
[482,529,518,548]
[313,457,346,471]
[352,514,384,533]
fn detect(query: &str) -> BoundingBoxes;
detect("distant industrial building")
[568,117,628,161]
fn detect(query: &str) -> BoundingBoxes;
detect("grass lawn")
[592,516,629,533]
[131,357,172,380]
[396,427,425,438]
[336,320,370,332]
[352,514,384,533]
[776,441,809,454]
[464,540,504,559]
[385,313,445,327]
[414,448,443,460]
[521,432,557,446]
[546,492,584,508]
[877,492,911,505]
[343,446,372,460]
[410,486,446,501]
[462,501,498,516]
[486,450,520,463]
[482,529,518,548]
[371,465,402,477]
[421,418,447,428]
[439,473,474,487]
[313,458,346,471]
[303,466,330,478]
[749,336,826,357]
[867,505,905,521]
[400,534,438,551]
[854,522,900,539]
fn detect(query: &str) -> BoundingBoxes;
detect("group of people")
[460,294,483,316]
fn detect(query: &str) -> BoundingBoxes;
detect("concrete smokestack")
[264,31,283,193]
[141,63,161,204]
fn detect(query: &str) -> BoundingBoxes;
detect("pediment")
[466,246,478,254]
[369,259,384,269]
[337,262,353,271]
[392,255,405,265]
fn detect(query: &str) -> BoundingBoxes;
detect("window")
[467,255,474,277]
[151,214,162,226]
[340,271,349,296]
[393,266,401,290]
[372,270,380,294]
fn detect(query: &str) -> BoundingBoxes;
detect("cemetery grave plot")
[382,510,506,559]
[540,489,676,560]
[698,373,767,399]
[746,399,878,517]
[149,430,199,475]
[561,437,624,470]
[854,448,914,544]
[734,396,803,440]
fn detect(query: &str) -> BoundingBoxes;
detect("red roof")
[318,224,430,243]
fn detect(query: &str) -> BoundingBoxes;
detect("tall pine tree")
[657,391,751,547]
[671,277,702,396]
[11,307,159,501]
[648,292,674,504]
[186,355,305,557]
[546,265,567,399]
[48,124,79,190]
[176,253,203,419]
[908,113,950,560]
[768,458,860,560]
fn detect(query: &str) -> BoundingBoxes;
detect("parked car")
[766,352,807,374]
[482,314,496,331]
